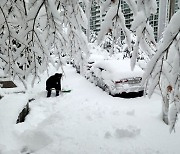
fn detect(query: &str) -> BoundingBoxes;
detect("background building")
[89,0,179,42]
[90,1,101,33]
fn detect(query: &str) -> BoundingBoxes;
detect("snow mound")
[126,109,135,116]
[104,125,141,139]
[20,130,53,152]
[114,125,141,138]
[104,131,112,139]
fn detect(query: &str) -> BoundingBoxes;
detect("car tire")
[138,90,144,97]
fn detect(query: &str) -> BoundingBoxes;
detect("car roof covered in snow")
[93,59,144,81]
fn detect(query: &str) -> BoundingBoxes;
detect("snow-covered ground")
[0,64,180,154]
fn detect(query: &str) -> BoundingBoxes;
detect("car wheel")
[138,90,144,97]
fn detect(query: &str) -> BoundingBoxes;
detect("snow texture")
[1,64,180,154]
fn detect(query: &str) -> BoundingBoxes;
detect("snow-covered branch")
[0,0,89,88]
[142,9,180,130]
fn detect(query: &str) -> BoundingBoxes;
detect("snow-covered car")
[83,43,110,75]
[89,59,144,97]
[84,54,106,79]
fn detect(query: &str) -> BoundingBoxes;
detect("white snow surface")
[93,59,144,81]
[0,64,180,154]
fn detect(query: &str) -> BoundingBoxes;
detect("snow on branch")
[98,0,156,70]
[142,9,180,130]
[0,0,89,88]
[97,0,132,56]
[130,0,157,70]
[97,3,118,43]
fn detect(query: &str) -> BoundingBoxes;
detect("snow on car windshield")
[94,59,144,81]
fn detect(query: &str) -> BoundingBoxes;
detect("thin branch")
[31,1,45,43]
[23,0,27,16]
[0,6,12,73]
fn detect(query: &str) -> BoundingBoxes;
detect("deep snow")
[0,64,180,154]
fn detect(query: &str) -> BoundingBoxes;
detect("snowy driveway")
[0,65,180,154]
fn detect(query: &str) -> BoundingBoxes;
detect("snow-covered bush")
[89,30,97,43]
[100,32,122,54]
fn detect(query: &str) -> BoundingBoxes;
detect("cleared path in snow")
[1,65,180,154]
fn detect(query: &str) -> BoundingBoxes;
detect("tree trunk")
[162,95,169,125]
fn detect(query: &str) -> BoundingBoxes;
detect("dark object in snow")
[16,102,30,124]
[28,98,35,102]
[46,73,62,97]
[16,99,35,124]
[61,89,71,93]
[113,90,144,98]
[0,95,3,99]
[0,81,17,88]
